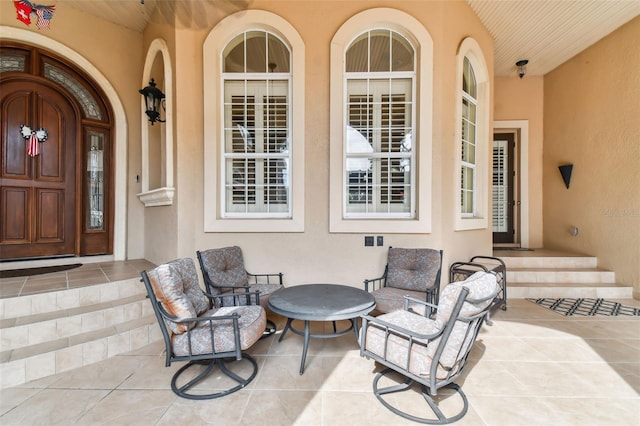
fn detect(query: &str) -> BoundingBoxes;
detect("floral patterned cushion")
[146,258,210,335]
[428,271,499,368]
[172,306,266,356]
[364,271,499,380]
[199,246,249,289]
[364,310,451,379]
[386,248,441,292]
[369,287,430,315]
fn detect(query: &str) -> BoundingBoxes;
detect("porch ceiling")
[61,0,640,77]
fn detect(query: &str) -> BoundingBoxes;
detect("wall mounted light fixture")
[139,78,166,125]
[558,163,573,189]
[516,59,528,79]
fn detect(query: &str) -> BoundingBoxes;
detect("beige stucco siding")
[543,16,640,294]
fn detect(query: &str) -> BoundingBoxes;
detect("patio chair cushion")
[367,287,429,314]
[146,258,210,334]
[172,306,266,356]
[428,271,499,368]
[363,309,448,378]
[386,248,441,292]
[198,246,249,288]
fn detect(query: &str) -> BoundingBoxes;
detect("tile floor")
[0,259,156,298]
[1,298,639,425]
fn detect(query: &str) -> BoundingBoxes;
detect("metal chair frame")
[360,290,495,424]
[197,249,284,336]
[449,255,507,311]
[141,270,263,400]
[364,248,443,317]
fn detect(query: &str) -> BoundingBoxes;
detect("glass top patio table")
[268,283,376,374]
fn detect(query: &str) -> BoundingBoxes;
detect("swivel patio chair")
[140,257,266,400]
[360,271,500,424]
[197,246,284,335]
[364,247,443,316]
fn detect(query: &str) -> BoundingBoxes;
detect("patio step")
[507,282,633,299]
[0,278,161,388]
[508,267,616,284]
[492,249,632,300]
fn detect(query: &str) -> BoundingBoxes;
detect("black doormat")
[527,298,640,317]
[0,263,82,278]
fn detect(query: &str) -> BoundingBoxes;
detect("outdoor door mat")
[0,263,82,278]
[528,298,640,317]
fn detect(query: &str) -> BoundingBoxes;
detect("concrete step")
[0,293,151,352]
[508,267,616,284]
[498,255,598,269]
[0,277,147,320]
[490,249,629,300]
[508,282,633,299]
[0,279,161,389]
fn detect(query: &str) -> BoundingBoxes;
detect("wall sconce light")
[569,226,579,237]
[558,163,573,189]
[139,78,165,125]
[516,59,528,79]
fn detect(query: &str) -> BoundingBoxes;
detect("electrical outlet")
[377,236,384,246]
[364,236,374,246]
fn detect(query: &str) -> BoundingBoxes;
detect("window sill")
[137,187,175,207]
[454,216,487,231]
[204,217,304,233]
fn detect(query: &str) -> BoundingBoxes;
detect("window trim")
[330,8,433,234]
[203,10,305,232]
[454,37,490,231]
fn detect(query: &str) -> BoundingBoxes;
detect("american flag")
[35,6,55,30]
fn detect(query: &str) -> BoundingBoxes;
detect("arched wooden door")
[0,42,114,260]
[1,78,77,258]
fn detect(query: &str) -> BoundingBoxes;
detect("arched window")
[461,57,477,217]
[344,29,415,217]
[203,11,304,232]
[330,8,433,233]
[222,31,291,216]
[454,37,490,230]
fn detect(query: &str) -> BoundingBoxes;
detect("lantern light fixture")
[516,59,529,79]
[139,78,166,125]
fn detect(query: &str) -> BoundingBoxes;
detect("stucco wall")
[543,16,640,296]
[158,1,494,285]
[494,76,544,248]
[1,1,494,287]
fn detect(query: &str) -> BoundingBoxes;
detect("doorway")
[0,42,114,260]
[493,132,516,244]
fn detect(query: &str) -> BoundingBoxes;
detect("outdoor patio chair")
[364,247,443,316]
[140,257,266,400]
[360,271,500,424]
[197,246,284,336]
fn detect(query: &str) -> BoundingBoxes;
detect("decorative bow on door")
[20,125,48,157]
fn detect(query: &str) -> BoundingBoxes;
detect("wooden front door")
[1,78,78,259]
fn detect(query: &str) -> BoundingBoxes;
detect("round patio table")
[268,283,376,374]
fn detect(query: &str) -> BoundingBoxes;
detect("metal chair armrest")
[247,271,284,285]
[361,314,442,342]
[363,275,386,292]
[401,295,438,312]
[204,290,261,307]
[155,301,241,325]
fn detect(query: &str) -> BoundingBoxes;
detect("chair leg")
[372,368,469,424]
[261,319,277,339]
[171,354,258,400]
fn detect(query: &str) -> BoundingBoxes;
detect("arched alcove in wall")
[138,38,175,207]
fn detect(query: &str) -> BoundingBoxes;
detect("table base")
[279,318,360,375]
